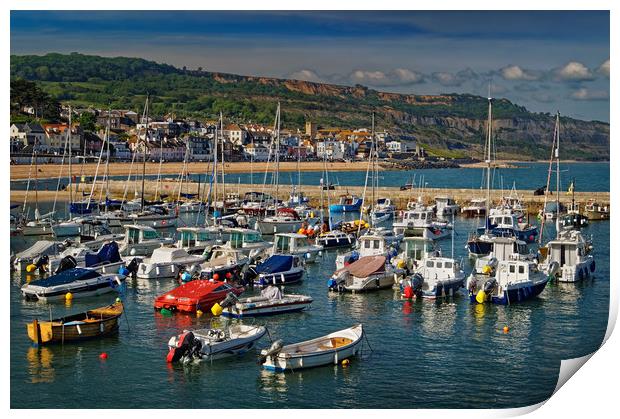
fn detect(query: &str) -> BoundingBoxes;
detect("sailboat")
[367,115,395,223]
[19,140,54,236]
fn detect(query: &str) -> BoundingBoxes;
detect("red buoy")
[99,352,108,360]
[403,286,414,299]
[213,273,220,280]
[225,272,232,279]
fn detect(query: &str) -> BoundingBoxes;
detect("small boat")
[257,208,305,235]
[198,245,250,282]
[251,254,305,286]
[272,233,323,263]
[540,229,595,282]
[584,200,609,221]
[328,255,405,293]
[43,241,125,275]
[467,259,551,305]
[176,226,221,255]
[371,198,395,221]
[166,324,267,363]
[119,224,175,257]
[461,198,487,218]
[393,207,451,240]
[78,219,125,251]
[21,219,55,236]
[335,230,400,270]
[315,230,356,249]
[476,208,539,243]
[329,194,363,213]
[434,196,460,218]
[218,289,313,318]
[222,228,272,257]
[52,221,81,237]
[154,280,243,313]
[401,257,465,299]
[21,267,125,302]
[259,324,364,372]
[559,212,589,230]
[137,247,206,279]
[26,301,123,345]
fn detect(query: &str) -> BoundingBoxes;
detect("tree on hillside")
[10,78,60,121]
[78,112,97,132]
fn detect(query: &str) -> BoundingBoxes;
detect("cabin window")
[426,261,434,268]
[445,262,453,269]
[421,213,427,220]
[435,262,442,268]
[143,230,158,240]
[509,265,515,273]
[128,228,139,244]
[277,238,290,252]
[373,241,380,249]
[214,285,228,292]
[246,233,262,243]
[364,241,370,249]
[229,233,242,248]
[518,265,525,274]
[197,232,211,242]
[413,214,419,220]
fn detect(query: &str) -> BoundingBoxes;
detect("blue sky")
[10,11,610,122]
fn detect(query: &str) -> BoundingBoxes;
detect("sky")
[10,10,610,122]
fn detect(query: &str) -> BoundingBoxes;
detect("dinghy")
[26,301,123,345]
[166,324,267,363]
[259,324,364,372]
[217,290,313,318]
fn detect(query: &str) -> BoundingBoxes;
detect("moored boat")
[251,254,305,286]
[154,280,243,313]
[137,247,206,279]
[217,289,313,318]
[259,324,364,372]
[328,255,405,293]
[26,301,124,345]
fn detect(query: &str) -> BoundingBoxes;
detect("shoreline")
[9,159,608,181]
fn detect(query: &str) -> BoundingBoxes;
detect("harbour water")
[10,209,609,409]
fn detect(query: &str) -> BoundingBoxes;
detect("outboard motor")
[32,255,50,273]
[483,278,497,294]
[258,339,283,365]
[55,255,77,274]
[219,292,240,309]
[166,331,203,363]
[125,258,140,279]
[410,273,424,294]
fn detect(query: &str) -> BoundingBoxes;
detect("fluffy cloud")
[432,68,478,87]
[598,59,610,77]
[570,88,609,101]
[349,68,424,86]
[499,65,541,81]
[553,61,594,81]
[287,69,324,83]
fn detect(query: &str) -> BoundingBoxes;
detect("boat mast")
[555,111,561,238]
[484,92,493,234]
[104,108,111,214]
[371,112,376,211]
[220,111,226,208]
[140,95,149,212]
[213,116,219,220]
[68,106,73,207]
[275,102,281,205]
[538,112,558,245]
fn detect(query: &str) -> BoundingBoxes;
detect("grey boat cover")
[338,255,386,277]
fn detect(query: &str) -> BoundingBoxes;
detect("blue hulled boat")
[329,194,362,213]
[252,254,305,286]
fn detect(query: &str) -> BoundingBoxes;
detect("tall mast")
[140,95,149,212]
[555,111,561,237]
[104,108,111,214]
[371,112,376,209]
[538,113,559,245]
[213,118,218,217]
[220,111,226,206]
[275,102,281,204]
[68,107,73,206]
[484,93,493,234]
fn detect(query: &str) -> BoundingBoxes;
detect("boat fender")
[475,290,487,304]
[487,257,499,269]
[327,278,338,289]
[403,285,414,299]
[118,266,129,276]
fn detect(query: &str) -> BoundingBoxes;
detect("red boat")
[154,280,244,313]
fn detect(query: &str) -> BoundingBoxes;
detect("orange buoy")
[503,326,510,334]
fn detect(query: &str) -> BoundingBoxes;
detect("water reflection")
[26,346,55,383]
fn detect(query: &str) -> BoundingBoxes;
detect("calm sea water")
[10,209,609,409]
[10,162,610,192]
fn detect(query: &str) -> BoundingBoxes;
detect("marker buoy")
[99,352,108,360]
[65,292,73,301]
[503,326,510,334]
[341,359,350,366]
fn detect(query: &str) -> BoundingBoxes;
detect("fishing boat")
[392,207,451,240]
[372,198,395,221]
[118,225,174,257]
[272,233,323,263]
[136,247,206,279]
[259,324,364,372]
[476,208,539,243]
[335,231,399,270]
[540,230,595,282]
[154,280,243,313]
[26,301,124,345]
[21,267,125,302]
[315,230,356,249]
[216,288,313,318]
[461,198,487,218]
[584,199,609,221]
[467,259,551,305]
[328,255,405,293]
[329,194,363,213]
[400,256,465,299]
[166,324,267,363]
[250,254,305,286]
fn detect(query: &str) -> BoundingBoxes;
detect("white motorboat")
[401,256,465,299]
[393,207,451,240]
[256,208,304,235]
[218,291,313,318]
[123,210,178,229]
[166,324,267,363]
[197,245,251,281]
[540,229,595,282]
[12,240,72,271]
[118,225,174,257]
[42,241,126,275]
[272,233,323,263]
[52,221,81,237]
[137,247,206,279]
[176,226,221,254]
[21,219,55,236]
[434,196,460,218]
[259,324,364,372]
[222,228,272,258]
[21,267,125,302]
[315,230,356,249]
[328,255,405,293]
[461,198,487,218]
[335,230,400,270]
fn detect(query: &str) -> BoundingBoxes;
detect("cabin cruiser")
[78,219,125,251]
[271,233,323,263]
[467,259,551,305]
[221,228,272,258]
[39,241,125,275]
[176,227,221,255]
[328,255,405,293]
[137,247,206,279]
[467,231,532,259]
[256,208,305,235]
[335,231,399,270]
[196,245,251,282]
[393,207,451,240]
[461,198,487,218]
[118,225,174,257]
[21,267,125,302]
[540,230,595,282]
[434,196,460,218]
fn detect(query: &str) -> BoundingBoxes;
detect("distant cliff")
[10,53,609,160]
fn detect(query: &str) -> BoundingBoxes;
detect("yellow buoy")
[364,222,370,228]
[26,264,37,273]
[211,303,223,316]
[65,292,73,301]
[397,260,406,269]
[503,326,510,334]
[196,309,203,317]
[475,290,486,304]
[341,359,350,366]
[482,265,492,275]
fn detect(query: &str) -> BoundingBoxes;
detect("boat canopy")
[85,241,121,267]
[343,255,386,277]
[148,247,190,263]
[30,268,100,287]
[256,255,294,274]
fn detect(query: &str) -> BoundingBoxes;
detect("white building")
[110,140,132,161]
[243,143,270,161]
[316,140,349,160]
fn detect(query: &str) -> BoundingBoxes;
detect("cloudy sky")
[10,10,610,122]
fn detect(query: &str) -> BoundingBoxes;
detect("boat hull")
[222,298,312,318]
[468,278,549,305]
[254,268,305,286]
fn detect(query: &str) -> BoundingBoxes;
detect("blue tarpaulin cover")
[255,255,293,274]
[29,268,100,288]
[85,241,121,267]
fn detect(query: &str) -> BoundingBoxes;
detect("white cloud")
[499,65,541,81]
[431,68,478,87]
[287,69,324,83]
[553,61,594,81]
[349,68,424,87]
[570,88,609,101]
[598,59,610,77]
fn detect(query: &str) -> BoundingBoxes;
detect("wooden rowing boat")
[26,301,124,345]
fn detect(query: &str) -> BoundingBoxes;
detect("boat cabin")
[496,260,537,285]
[401,237,437,263]
[545,231,589,267]
[357,234,388,258]
[273,233,312,253]
[227,228,265,249]
[176,227,219,250]
[124,225,161,245]
[419,257,459,281]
